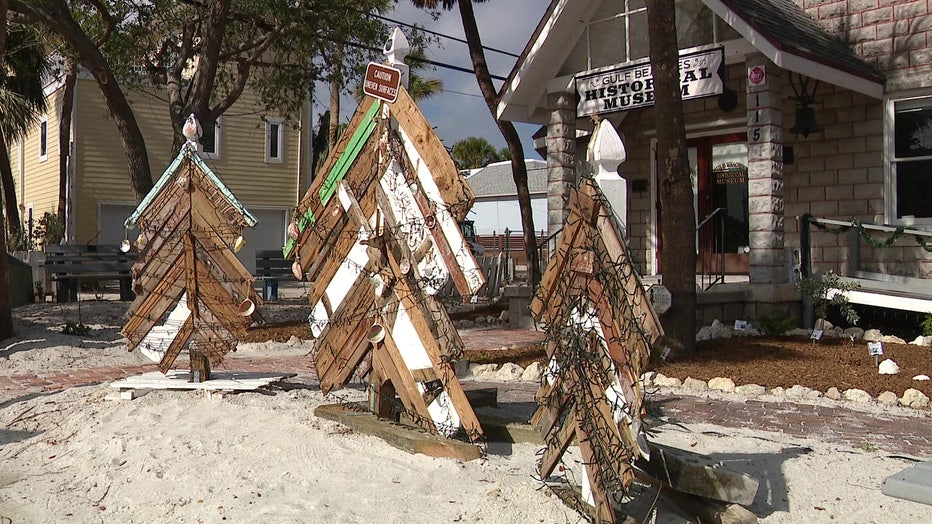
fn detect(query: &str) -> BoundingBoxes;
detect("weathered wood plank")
[156,315,195,373]
[539,414,576,479]
[388,87,473,221]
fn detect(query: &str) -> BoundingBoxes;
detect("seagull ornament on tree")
[183,113,202,145]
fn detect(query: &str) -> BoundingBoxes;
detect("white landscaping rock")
[520,362,543,382]
[786,385,814,398]
[878,359,900,375]
[843,327,865,340]
[863,329,882,342]
[770,386,785,397]
[877,391,899,406]
[683,377,709,392]
[825,387,842,400]
[653,374,682,388]
[735,384,767,396]
[913,375,931,381]
[495,362,524,381]
[909,335,932,346]
[640,371,658,387]
[881,335,907,345]
[696,326,713,341]
[468,363,498,377]
[786,328,810,337]
[498,310,510,323]
[843,388,873,403]
[708,377,736,393]
[814,319,834,331]
[454,359,470,377]
[900,388,931,410]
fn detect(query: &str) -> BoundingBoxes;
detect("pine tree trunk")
[457,0,540,286]
[648,0,697,353]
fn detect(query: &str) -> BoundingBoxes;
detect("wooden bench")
[45,244,137,302]
[255,250,294,302]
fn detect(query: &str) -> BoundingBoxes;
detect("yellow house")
[11,72,309,273]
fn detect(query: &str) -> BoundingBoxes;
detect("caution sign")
[363,62,402,103]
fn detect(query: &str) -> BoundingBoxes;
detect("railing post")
[799,213,812,279]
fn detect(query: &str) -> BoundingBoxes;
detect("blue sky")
[314,1,548,159]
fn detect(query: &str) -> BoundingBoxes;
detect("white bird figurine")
[182,113,202,145]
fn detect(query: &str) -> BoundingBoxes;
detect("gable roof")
[497,0,884,125]
[465,159,548,198]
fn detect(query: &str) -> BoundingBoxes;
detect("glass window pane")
[202,123,217,154]
[711,143,749,253]
[40,121,48,157]
[589,17,626,67]
[269,123,280,159]
[629,11,649,61]
[895,159,932,218]
[676,0,713,48]
[894,104,932,158]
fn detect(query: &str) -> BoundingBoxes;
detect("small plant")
[34,281,44,300]
[921,313,932,337]
[798,270,860,328]
[34,212,65,247]
[62,321,91,336]
[759,315,797,336]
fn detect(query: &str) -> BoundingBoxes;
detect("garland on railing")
[810,218,932,252]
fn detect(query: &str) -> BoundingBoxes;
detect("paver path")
[3,328,931,458]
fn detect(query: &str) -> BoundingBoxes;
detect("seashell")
[238,299,255,317]
[287,222,300,240]
[232,235,246,253]
[291,260,304,280]
[120,239,132,253]
[367,323,386,344]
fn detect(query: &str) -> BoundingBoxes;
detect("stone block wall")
[798,0,932,91]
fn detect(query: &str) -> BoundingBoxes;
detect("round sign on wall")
[648,284,672,315]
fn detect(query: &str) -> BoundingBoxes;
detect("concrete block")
[882,460,932,506]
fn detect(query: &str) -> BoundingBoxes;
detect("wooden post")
[189,349,211,383]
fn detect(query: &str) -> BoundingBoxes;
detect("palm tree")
[1,25,51,239]
[410,0,539,286]
[450,136,502,169]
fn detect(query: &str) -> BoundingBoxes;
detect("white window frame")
[199,117,222,160]
[884,92,932,226]
[38,117,49,162]
[265,117,284,164]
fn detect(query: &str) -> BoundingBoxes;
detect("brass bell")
[790,105,821,138]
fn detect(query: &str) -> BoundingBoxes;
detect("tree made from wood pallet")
[529,175,664,523]
[121,143,264,381]
[285,87,487,441]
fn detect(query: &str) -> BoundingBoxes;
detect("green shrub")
[798,270,860,326]
[921,313,932,337]
[759,316,797,336]
[34,212,65,247]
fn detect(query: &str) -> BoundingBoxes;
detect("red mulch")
[240,317,932,399]
[653,336,932,398]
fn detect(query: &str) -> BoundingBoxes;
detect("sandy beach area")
[2,299,930,523]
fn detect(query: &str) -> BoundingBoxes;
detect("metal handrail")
[696,207,726,290]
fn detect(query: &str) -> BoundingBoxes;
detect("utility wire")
[370,12,521,58]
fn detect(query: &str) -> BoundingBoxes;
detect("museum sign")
[575,45,725,118]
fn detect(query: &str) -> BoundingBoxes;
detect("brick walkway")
[3,327,931,458]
